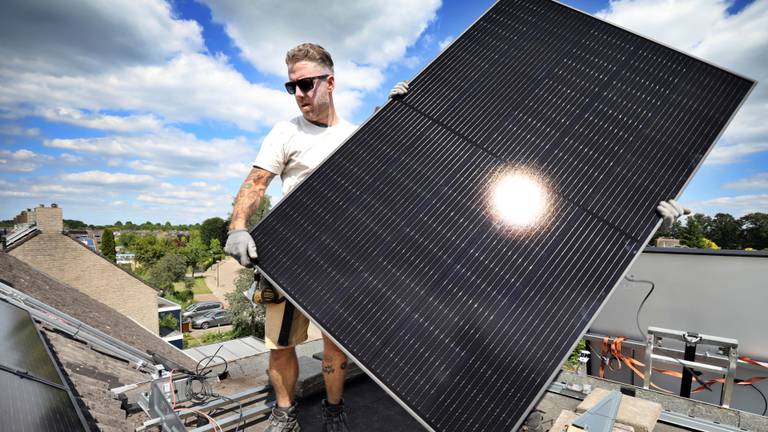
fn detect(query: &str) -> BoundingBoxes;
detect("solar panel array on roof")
[0,300,88,432]
[252,0,754,430]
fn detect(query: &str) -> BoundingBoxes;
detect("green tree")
[182,230,209,277]
[210,238,224,262]
[680,214,708,248]
[740,212,768,250]
[100,228,117,262]
[708,213,742,249]
[114,221,123,227]
[64,219,88,229]
[131,235,173,268]
[200,217,228,248]
[147,253,187,294]
[224,268,265,338]
[247,194,272,228]
[651,219,683,245]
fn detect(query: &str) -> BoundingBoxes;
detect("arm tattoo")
[322,363,336,375]
[230,168,274,230]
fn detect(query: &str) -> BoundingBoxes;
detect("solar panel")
[0,300,88,431]
[252,1,754,430]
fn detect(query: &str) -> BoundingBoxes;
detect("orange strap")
[600,337,768,395]
[691,356,768,393]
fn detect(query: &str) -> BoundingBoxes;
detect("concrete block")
[551,409,635,432]
[577,388,661,432]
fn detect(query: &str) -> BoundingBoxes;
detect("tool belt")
[247,269,285,304]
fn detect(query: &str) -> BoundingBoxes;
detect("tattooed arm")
[229,167,275,230]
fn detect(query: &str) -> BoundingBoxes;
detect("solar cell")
[0,301,88,431]
[252,0,754,430]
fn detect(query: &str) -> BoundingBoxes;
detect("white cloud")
[724,172,768,189]
[38,108,163,133]
[438,36,454,51]
[45,128,258,180]
[59,153,83,164]
[690,193,768,216]
[597,0,768,161]
[0,149,53,172]
[704,142,768,165]
[0,124,40,136]
[1,53,297,132]
[60,170,156,186]
[202,0,441,94]
[0,0,203,75]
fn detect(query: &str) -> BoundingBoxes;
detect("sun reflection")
[490,171,548,229]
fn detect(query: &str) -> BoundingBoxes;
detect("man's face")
[287,61,334,123]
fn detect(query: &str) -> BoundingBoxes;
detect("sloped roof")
[0,252,192,369]
[0,252,198,431]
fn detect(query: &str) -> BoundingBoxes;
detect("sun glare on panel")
[490,171,549,229]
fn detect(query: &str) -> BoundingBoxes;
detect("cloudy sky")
[0,0,765,224]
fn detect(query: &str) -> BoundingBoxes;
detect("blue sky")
[0,0,765,225]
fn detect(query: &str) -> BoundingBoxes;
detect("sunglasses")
[284,74,330,95]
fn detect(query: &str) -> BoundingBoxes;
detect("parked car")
[182,301,223,321]
[191,310,232,329]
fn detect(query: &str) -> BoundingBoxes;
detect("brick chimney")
[32,204,63,233]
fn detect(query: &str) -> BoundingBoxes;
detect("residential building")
[4,204,160,332]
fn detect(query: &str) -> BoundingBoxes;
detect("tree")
[200,217,228,248]
[182,230,209,277]
[225,268,265,338]
[740,212,768,250]
[210,238,224,262]
[100,229,116,262]
[708,213,742,249]
[131,235,173,268]
[147,253,187,294]
[680,214,707,248]
[64,219,88,229]
[247,194,272,228]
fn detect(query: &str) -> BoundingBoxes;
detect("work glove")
[224,229,258,267]
[388,80,410,99]
[656,199,691,230]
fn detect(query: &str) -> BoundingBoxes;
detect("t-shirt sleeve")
[253,123,291,175]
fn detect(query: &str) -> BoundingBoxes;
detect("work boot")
[265,404,300,432]
[321,399,351,432]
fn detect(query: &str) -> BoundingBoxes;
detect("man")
[226,43,407,432]
[225,42,689,432]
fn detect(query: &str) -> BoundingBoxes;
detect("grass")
[183,329,237,348]
[173,276,211,294]
[163,290,195,309]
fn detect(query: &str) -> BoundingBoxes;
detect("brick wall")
[9,233,159,332]
[33,206,63,233]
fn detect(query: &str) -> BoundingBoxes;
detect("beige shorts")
[265,301,310,349]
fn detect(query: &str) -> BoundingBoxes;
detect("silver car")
[191,310,232,329]
[182,301,223,321]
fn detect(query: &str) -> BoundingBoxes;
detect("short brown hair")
[285,43,334,72]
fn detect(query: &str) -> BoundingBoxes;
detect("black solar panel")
[0,301,88,432]
[252,1,753,430]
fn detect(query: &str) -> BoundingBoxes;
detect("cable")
[625,275,654,339]
[169,346,243,432]
[748,383,768,416]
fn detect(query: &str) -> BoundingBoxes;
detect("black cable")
[748,383,768,416]
[175,346,243,431]
[625,275,654,339]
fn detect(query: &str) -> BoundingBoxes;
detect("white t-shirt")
[253,115,357,195]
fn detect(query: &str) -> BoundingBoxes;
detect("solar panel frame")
[0,300,89,432]
[252,1,755,430]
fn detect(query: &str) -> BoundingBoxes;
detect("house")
[4,204,160,332]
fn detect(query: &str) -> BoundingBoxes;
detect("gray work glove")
[656,199,691,230]
[224,229,258,267]
[388,80,410,99]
